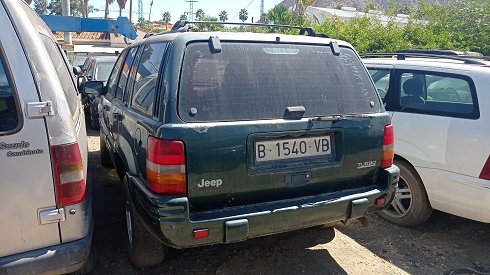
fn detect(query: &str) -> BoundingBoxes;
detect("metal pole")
[62,0,72,45]
[129,0,133,23]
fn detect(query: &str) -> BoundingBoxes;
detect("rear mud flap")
[348,198,370,219]
[224,219,249,243]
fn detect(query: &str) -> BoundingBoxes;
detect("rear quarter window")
[178,42,380,122]
[40,35,78,115]
[398,71,479,119]
[0,53,20,134]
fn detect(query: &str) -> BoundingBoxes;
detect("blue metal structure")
[41,15,137,40]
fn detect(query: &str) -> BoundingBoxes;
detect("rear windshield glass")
[178,42,379,122]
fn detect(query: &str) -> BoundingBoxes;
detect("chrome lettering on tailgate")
[198,178,223,188]
[357,161,377,169]
[255,135,331,162]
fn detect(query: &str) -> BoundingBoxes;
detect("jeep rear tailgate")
[175,41,387,212]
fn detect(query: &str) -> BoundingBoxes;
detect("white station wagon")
[0,0,93,273]
[363,50,490,226]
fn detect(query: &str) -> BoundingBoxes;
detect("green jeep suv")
[94,21,399,267]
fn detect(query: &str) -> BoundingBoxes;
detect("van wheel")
[124,186,166,268]
[100,130,113,168]
[378,160,433,227]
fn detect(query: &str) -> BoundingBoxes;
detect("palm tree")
[162,11,171,30]
[239,8,248,22]
[116,0,126,16]
[195,8,205,21]
[104,0,114,19]
[219,10,228,22]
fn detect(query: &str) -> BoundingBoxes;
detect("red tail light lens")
[381,124,395,169]
[50,143,86,206]
[479,156,490,180]
[146,137,186,195]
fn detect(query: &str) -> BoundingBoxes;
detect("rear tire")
[100,130,113,168]
[378,160,433,226]
[124,183,166,268]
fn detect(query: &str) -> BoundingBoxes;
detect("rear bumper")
[0,222,93,275]
[128,165,399,249]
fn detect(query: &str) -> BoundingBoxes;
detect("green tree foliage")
[239,8,248,22]
[266,4,300,26]
[162,11,171,22]
[33,0,48,15]
[180,14,187,20]
[195,9,205,21]
[48,0,84,16]
[311,0,489,55]
[219,10,228,22]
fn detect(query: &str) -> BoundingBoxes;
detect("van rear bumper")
[0,221,93,275]
[127,165,399,249]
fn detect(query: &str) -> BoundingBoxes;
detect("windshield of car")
[94,61,116,81]
[178,42,380,122]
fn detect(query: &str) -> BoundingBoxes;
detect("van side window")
[106,50,128,100]
[115,47,138,101]
[131,43,168,116]
[0,56,19,133]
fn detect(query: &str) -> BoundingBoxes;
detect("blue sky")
[88,0,285,23]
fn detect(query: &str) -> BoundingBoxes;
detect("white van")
[0,0,93,273]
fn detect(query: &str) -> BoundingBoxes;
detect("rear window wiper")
[309,114,373,123]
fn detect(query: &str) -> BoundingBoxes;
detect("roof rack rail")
[166,20,328,38]
[396,49,483,57]
[361,52,489,65]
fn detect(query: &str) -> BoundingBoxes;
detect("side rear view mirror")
[84,81,105,95]
[73,66,82,76]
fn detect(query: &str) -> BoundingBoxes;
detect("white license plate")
[255,135,332,162]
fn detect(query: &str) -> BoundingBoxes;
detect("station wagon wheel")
[377,160,433,227]
[123,178,166,267]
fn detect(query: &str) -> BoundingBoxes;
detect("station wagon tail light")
[146,137,187,195]
[50,143,86,206]
[479,156,490,180]
[381,124,395,169]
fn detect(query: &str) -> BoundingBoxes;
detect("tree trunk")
[105,1,109,19]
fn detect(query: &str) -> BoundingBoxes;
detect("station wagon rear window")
[179,42,380,122]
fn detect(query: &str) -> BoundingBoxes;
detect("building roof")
[54,32,109,40]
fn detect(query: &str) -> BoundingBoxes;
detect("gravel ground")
[87,129,490,275]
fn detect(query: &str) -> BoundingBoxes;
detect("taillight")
[146,137,186,195]
[381,124,395,169]
[50,143,86,206]
[479,156,490,180]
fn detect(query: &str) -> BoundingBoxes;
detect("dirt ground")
[87,129,490,275]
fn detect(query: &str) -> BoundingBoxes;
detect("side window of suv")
[398,72,478,119]
[106,50,129,100]
[0,54,20,133]
[131,43,168,116]
[115,47,139,101]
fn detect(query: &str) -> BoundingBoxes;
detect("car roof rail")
[166,20,328,38]
[396,48,484,57]
[361,52,489,65]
